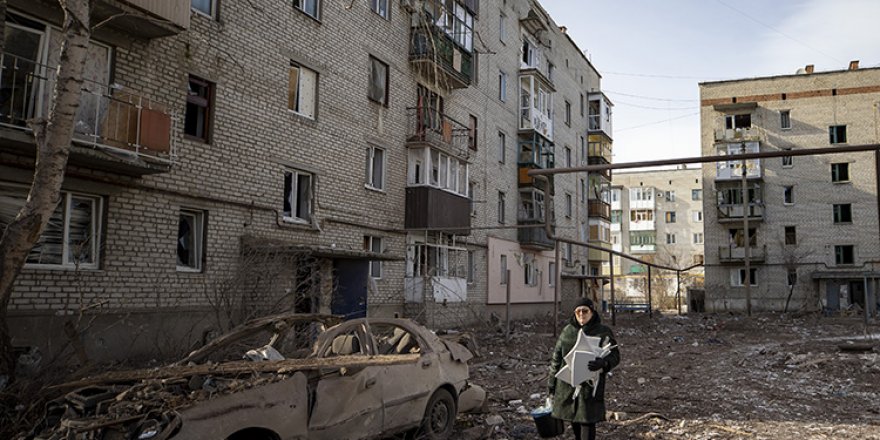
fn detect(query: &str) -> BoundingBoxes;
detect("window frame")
[0,185,104,270]
[833,203,853,224]
[497,191,506,224]
[365,236,383,278]
[782,148,793,168]
[787,269,797,288]
[831,163,850,183]
[829,125,847,144]
[191,0,217,19]
[780,110,791,130]
[500,254,508,284]
[731,267,758,287]
[693,233,703,244]
[294,0,321,20]
[365,145,386,191]
[370,0,390,19]
[691,189,702,201]
[784,226,797,245]
[665,211,676,223]
[497,131,506,163]
[565,193,572,218]
[783,186,794,205]
[835,245,855,265]
[498,70,507,102]
[368,56,389,106]
[666,233,676,244]
[185,75,214,143]
[177,209,206,273]
[288,61,319,119]
[283,169,315,224]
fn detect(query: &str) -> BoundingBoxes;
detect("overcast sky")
[541,0,880,165]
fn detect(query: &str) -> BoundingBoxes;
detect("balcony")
[519,74,554,141]
[714,127,760,143]
[629,219,655,231]
[718,245,767,263]
[409,24,472,89]
[717,204,764,223]
[405,186,471,235]
[406,107,470,159]
[716,141,762,181]
[631,244,656,253]
[10,0,188,39]
[587,92,613,139]
[588,200,611,220]
[517,219,554,250]
[517,132,554,194]
[0,52,173,176]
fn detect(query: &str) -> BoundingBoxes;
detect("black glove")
[588,357,608,372]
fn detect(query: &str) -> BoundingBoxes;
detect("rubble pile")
[452,313,880,440]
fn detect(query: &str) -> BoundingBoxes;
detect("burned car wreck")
[31,313,486,440]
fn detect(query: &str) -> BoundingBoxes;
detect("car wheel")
[414,388,456,440]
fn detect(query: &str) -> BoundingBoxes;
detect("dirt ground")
[453,311,880,440]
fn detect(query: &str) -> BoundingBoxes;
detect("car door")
[371,322,439,434]
[309,324,384,440]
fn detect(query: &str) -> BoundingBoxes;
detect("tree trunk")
[0,0,91,382]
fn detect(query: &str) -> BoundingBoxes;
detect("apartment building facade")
[608,168,705,303]
[700,64,880,314]
[0,0,611,358]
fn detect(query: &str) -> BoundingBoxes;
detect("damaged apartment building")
[0,0,613,359]
[700,63,880,315]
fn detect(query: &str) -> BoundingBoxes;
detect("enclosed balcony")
[716,142,762,181]
[714,127,760,143]
[587,92,613,139]
[519,74,554,141]
[407,107,470,158]
[719,244,767,263]
[410,24,473,89]
[588,200,611,220]
[629,209,655,231]
[517,132,554,193]
[716,184,764,222]
[630,231,656,253]
[0,51,173,175]
[517,189,553,250]
[405,186,471,235]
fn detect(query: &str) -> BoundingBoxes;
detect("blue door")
[332,259,369,319]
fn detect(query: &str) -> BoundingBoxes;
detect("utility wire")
[602,71,725,80]
[605,90,700,103]
[715,0,844,65]
[616,112,700,132]
[612,99,698,111]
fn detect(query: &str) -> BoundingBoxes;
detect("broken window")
[0,183,101,269]
[630,210,654,222]
[724,114,751,129]
[185,75,213,142]
[564,243,573,262]
[783,186,794,204]
[370,0,389,19]
[289,62,318,119]
[368,56,388,105]
[468,115,478,150]
[731,268,757,286]
[780,110,791,129]
[782,148,793,167]
[364,236,382,278]
[728,228,756,247]
[191,0,217,18]
[831,163,850,183]
[365,145,385,190]
[407,234,466,279]
[833,203,852,223]
[835,245,854,265]
[294,0,320,19]
[665,211,676,223]
[693,254,704,265]
[372,324,421,355]
[787,269,797,287]
[785,226,797,245]
[518,188,545,221]
[283,169,313,224]
[178,209,205,272]
[665,191,676,202]
[325,329,365,357]
[523,255,537,286]
[829,125,847,144]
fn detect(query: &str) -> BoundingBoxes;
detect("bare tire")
[416,388,457,439]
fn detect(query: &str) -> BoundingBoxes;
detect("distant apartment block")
[700,63,880,314]
[608,168,705,303]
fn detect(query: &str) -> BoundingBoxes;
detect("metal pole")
[554,241,560,337]
[864,276,870,330]
[741,143,752,317]
[506,269,511,340]
[647,265,653,318]
[609,249,616,326]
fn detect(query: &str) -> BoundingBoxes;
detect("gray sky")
[541,0,880,164]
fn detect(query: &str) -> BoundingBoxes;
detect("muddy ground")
[452,312,880,440]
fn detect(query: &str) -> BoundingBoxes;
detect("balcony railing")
[406,107,470,158]
[409,24,472,89]
[517,219,554,250]
[719,245,767,263]
[715,127,760,142]
[717,204,765,222]
[588,200,611,220]
[0,52,173,163]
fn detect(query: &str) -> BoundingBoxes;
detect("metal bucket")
[531,408,565,438]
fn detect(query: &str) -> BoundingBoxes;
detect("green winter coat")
[548,314,620,424]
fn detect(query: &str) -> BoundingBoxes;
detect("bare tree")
[0,0,91,381]
[779,236,814,313]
